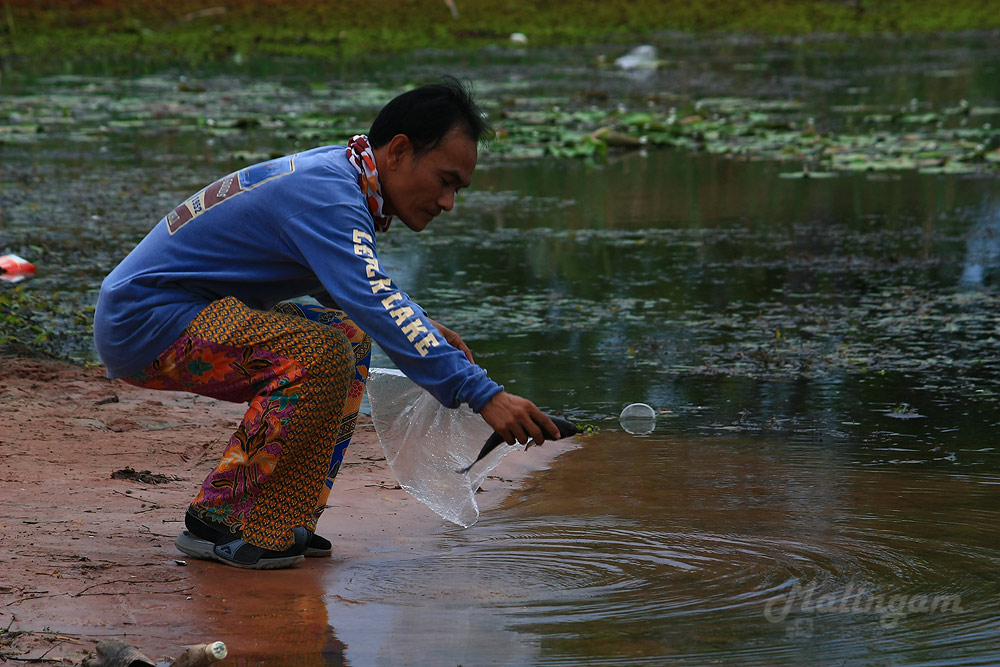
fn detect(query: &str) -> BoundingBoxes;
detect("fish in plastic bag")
[366,368,512,527]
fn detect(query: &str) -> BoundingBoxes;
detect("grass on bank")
[2,0,1000,66]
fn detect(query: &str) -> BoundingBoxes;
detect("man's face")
[381,127,477,232]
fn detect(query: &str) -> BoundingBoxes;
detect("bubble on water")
[620,402,656,435]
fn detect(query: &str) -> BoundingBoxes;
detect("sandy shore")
[0,356,569,664]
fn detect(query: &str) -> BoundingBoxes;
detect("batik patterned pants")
[124,296,372,550]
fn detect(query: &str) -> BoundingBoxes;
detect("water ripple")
[333,507,999,665]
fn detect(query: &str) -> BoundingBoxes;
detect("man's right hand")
[478,390,561,447]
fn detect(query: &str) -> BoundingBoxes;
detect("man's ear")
[385,134,412,170]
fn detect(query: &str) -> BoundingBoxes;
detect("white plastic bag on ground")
[366,368,509,527]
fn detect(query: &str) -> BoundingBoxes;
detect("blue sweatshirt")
[93,145,502,411]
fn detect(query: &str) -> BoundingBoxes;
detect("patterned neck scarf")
[346,134,392,232]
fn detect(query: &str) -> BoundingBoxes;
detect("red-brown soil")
[0,356,549,664]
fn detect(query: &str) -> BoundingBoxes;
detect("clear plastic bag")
[366,368,509,527]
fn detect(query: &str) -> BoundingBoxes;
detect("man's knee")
[305,326,354,386]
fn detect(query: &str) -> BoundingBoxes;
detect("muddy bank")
[0,356,563,664]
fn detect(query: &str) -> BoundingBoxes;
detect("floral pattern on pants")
[124,296,371,550]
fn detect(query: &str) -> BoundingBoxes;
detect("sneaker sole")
[213,539,305,570]
[176,530,318,565]
[179,527,331,559]
[214,551,304,570]
[175,530,219,561]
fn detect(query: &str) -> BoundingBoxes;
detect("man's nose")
[438,189,455,212]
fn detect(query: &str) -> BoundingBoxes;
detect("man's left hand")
[428,318,474,364]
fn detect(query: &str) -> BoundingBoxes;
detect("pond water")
[3,32,1000,665]
[327,429,1000,665]
[338,148,1000,663]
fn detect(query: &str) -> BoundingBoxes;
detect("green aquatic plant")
[0,287,47,348]
[487,96,1000,175]
[2,69,996,177]
[5,0,1000,66]
[0,285,94,361]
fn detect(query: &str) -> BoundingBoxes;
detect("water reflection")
[177,561,344,665]
[326,599,538,666]
[380,151,1000,426]
[960,202,1000,288]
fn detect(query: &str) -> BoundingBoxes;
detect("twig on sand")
[0,627,81,663]
[4,657,62,663]
[74,578,184,597]
[139,523,175,538]
[110,490,160,505]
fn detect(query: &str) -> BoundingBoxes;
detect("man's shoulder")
[287,145,368,209]
[292,145,352,178]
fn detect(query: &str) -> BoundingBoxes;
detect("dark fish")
[456,415,577,474]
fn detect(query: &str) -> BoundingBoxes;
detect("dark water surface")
[3,32,999,665]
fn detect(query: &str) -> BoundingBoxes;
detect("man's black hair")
[368,76,491,154]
